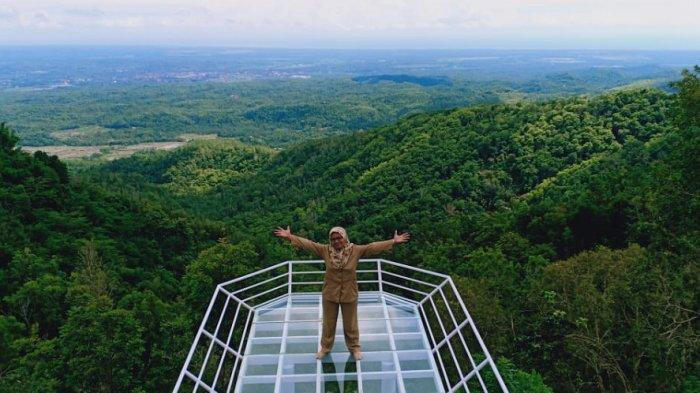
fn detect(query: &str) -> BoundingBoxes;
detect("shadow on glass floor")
[321,353,358,393]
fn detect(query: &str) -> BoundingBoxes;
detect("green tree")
[0,123,18,152]
[670,65,700,127]
[59,299,145,393]
[182,240,260,309]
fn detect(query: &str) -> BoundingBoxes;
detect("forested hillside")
[1,78,502,147]
[2,68,698,392]
[0,123,233,391]
[2,66,676,149]
[92,139,277,195]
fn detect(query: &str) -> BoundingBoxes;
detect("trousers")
[321,298,360,351]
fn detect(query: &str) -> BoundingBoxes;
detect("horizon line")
[1,44,700,52]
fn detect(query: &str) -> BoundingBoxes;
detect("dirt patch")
[176,133,218,141]
[21,141,187,161]
[100,141,186,160]
[20,134,231,161]
[22,145,104,159]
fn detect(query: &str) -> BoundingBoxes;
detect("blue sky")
[0,0,698,49]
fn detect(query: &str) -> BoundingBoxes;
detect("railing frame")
[174,259,509,393]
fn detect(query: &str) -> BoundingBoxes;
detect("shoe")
[315,349,329,359]
[351,350,362,360]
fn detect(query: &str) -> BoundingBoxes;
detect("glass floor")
[237,292,443,393]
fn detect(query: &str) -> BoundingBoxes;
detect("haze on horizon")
[0,0,698,50]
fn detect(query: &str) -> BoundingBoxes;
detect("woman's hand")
[274,226,292,239]
[393,230,411,244]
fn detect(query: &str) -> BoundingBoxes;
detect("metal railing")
[174,259,509,393]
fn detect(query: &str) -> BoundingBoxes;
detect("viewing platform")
[174,259,509,393]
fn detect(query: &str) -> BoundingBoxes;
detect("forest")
[0,67,698,392]
[1,66,678,149]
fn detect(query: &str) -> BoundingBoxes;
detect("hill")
[0,123,233,391]
[87,72,699,392]
[3,67,698,392]
[91,138,276,195]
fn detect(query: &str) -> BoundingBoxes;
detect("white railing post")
[447,278,509,393]
[173,285,222,392]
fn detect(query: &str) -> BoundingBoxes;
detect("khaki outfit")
[290,235,394,351]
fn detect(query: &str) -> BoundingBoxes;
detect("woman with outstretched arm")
[275,226,410,360]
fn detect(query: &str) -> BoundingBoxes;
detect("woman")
[274,226,410,360]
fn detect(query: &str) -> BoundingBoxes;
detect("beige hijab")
[328,226,354,269]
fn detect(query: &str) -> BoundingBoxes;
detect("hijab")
[328,226,354,269]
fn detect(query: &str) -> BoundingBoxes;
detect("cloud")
[0,0,698,48]
[436,15,487,28]
[17,10,62,28]
[0,5,17,20]
[62,7,106,17]
[98,16,146,28]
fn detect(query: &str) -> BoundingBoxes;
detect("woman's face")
[330,232,347,250]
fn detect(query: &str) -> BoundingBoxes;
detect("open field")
[22,141,185,160]
[19,133,220,160]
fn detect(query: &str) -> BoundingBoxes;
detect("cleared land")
[20,134,220,160]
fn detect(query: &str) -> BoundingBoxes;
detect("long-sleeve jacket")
[289,235,394,303]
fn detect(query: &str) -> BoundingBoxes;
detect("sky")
[0,0,699,49]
